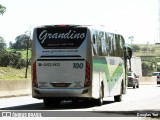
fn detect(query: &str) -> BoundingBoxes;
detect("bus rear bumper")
[32,87,92,99]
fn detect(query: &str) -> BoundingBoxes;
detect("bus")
[31,25,132,107]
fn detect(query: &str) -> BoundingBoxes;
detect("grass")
[0,66,31,80]
[133,44,160,57]
[19,49,31,59]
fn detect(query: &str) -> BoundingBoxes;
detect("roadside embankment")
[0,77,157,98]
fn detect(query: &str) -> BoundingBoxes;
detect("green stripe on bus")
[93,58,123,91]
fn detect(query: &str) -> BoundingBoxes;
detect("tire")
[114,95,122,102]
[137,82,139,88]
[133,83,136,89]
[114,86,122,102]
[43,99,52,108]
[43,98,61,108]
[94,85,104,106]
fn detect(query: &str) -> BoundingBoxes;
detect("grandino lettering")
[39,30,86,43]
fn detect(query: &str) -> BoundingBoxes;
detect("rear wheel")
[43,98,61,108]
[94,85,104,106]
[114,86,122,102]
[43,99,52,107]
[114,94,122,102]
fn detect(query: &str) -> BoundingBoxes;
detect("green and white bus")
[31,25,132,107]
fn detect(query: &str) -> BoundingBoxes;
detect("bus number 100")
[73,63,83,69]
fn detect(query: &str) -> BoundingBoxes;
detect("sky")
[0,0,159,47]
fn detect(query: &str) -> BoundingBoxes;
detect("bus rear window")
[36,26,87,49]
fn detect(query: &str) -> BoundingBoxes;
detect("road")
[0,85,160,119]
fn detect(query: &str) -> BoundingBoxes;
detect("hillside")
[132,44,160,76]
[132,44,160,63]
[132,44,160,57]
[0,66,31,80]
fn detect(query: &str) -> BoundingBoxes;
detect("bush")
[0,50,10,67]
[0,49,26,69]
[142,62,154,76]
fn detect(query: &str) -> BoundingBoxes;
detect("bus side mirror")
[123,46,132,60]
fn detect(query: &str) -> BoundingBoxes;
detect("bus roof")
[37,25,124,39]
[34,24,121,34]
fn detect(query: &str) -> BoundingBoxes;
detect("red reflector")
[157,76,160,78]
[129,78,133,80]
[84,61,91,87]
[32,62,38,87]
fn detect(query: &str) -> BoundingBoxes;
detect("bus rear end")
[31,25,92,105]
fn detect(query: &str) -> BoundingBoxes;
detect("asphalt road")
[0,85,160,119]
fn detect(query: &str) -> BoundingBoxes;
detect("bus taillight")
[84,61,91,87]
[32,62,38,87]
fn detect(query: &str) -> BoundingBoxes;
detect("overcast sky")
[0,0,159,46]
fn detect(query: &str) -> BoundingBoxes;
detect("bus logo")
[36,27,87,49]
[39,30,86,44]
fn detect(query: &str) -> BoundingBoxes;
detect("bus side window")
[120,36,125,57]
[93,34,96,44]
[97,31,103,56]
[108,33,115,56]
[115,34,121,57]
[101,32,107,56]
[92,33,98,56]
[105,33,110,56]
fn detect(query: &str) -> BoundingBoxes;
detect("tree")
[0,4,6,49]
[10,34,32,49]
[0,49,10,67]
[0,4,6,15]
[0,49,26,68]
[0,37,6,49]
[142,62,154,76]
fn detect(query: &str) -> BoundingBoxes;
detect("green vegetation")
[0,4,32,80]
[132,44,160,76]
[0,48,31,80]
[0,4,6,15]
[132,44,160,57]
[7,48,31,59]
